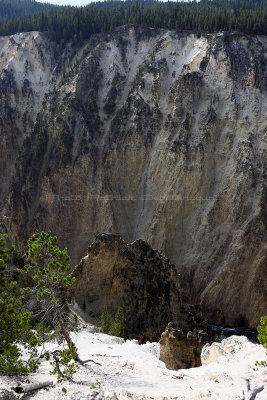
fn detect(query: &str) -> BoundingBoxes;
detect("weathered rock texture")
[0,390,16,400]
[0,26,266,327]
[201,335,254,365]
[71,233,183,342]
[160,321,213,370]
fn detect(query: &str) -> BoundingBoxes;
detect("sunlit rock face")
[1,26,266,328]
[71,233,212,347]
[160,321,214,370]
[70,233,183,342]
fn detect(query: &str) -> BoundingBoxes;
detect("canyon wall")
[0,26,266,327]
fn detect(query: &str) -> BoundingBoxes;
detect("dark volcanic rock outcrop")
[71,233,183,342]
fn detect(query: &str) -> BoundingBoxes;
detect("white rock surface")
[0,330,266,400]
[201,335,260,365]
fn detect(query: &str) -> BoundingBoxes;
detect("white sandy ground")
[0,327,266,400]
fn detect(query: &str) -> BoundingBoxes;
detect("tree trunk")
[241,379,264,400]
[49,286,79,360]
[50,287,73,348]
[12,381,53,394]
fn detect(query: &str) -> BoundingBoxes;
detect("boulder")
[159,321,213,369]
[201,335,251,365]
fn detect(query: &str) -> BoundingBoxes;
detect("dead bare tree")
[240,379,264,400]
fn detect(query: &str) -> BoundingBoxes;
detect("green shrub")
[0,231,82,379]
[0,234,40,376]
[254,316,267,369]
[25,231,79,379]
[99,307,113,334]
[257,316,267,348]
[110,307,128,340]
[97,307,128,340]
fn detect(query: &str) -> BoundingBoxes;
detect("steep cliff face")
[1,26,266,327]
[0,32,55,208]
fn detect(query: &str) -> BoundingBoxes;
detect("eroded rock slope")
[0,26,266,327]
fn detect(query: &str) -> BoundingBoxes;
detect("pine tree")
[255,316,267,369]
[111,307,128,340]
[100,307,113,334]
[257,316,267,349]
[25,231,78,379]
[0,234,39,376]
